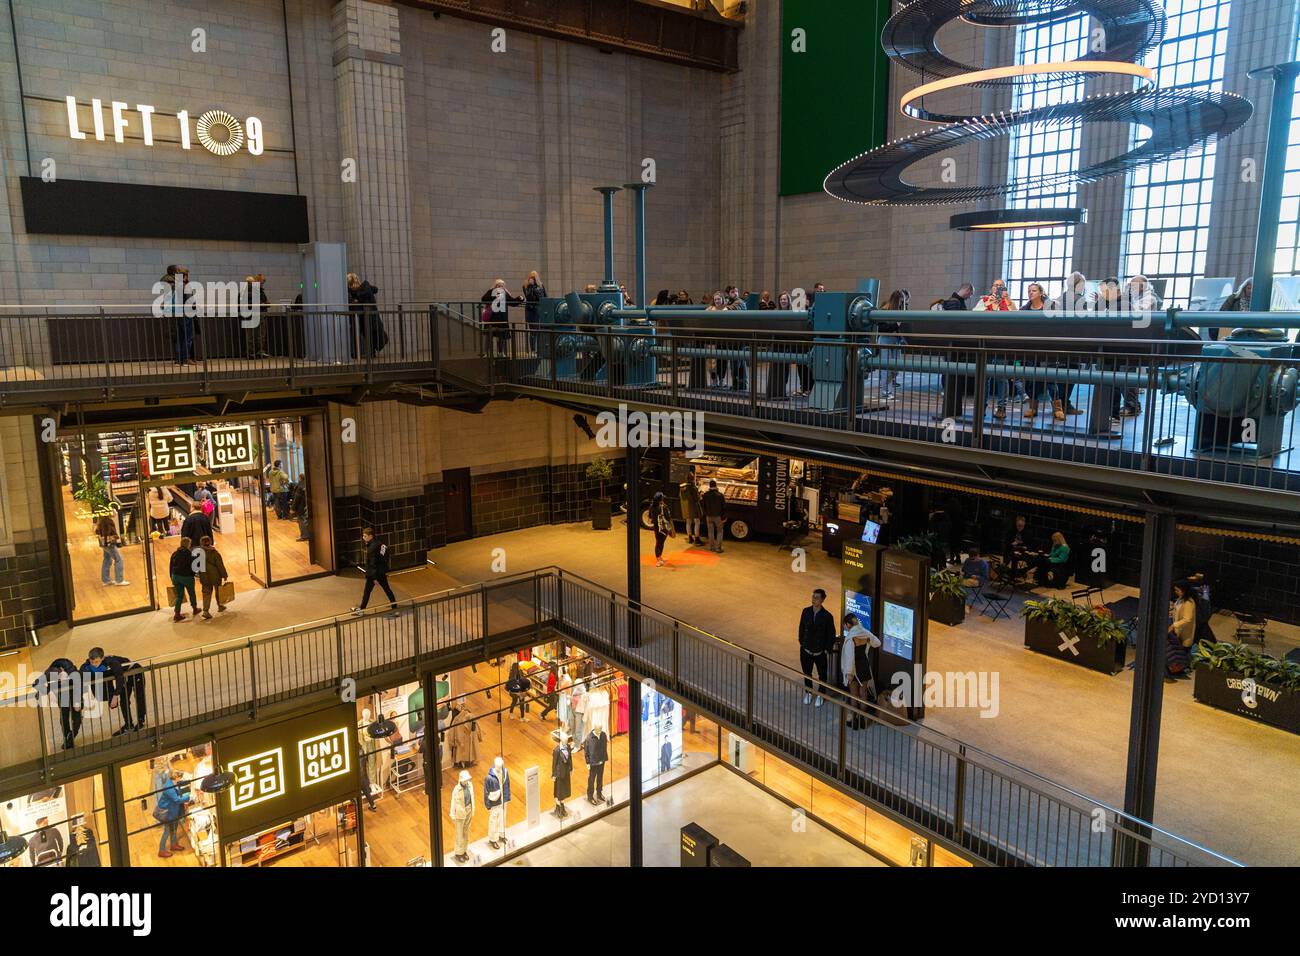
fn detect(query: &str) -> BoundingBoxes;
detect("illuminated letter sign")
[216,704,358,839]
[227,747,286,812]
[146,430,196,474]
[298,729,350,788]
[206,424,254,469]
[64,95,264,157]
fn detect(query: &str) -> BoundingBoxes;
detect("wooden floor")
[62,481,324,623]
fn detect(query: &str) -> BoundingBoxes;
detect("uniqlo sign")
[206,424,255,469]
[216,704,357,839]
[145,430,196,474]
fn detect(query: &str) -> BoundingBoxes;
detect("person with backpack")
[351,527,399,617]
[154,768,192,858]
[196,536,229,619]
[33,659,83,749]
[169,536,199,622]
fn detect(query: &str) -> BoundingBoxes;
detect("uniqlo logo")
[206,424,254,469]
[146,430,196,474]
[298,728,350,788]
[227,747,286,811]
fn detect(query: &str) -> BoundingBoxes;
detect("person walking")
[96,512,128,587]
[196,536,229,619]
[179,501,212,547]
[701,479,726,553]
[154,768,192,859]
[798,588,837,706]
[679,469,702,545]
[169,537,199,622]
[351,527,399,617]
[148,487,171,536]
[538,663,559,720]
[505,661,530,721]
[266,460,290,519]
[649,490,675,567]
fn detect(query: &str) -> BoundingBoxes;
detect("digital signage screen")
[843,589,873,631]
[861,520,881,543]
[882,601,915,661]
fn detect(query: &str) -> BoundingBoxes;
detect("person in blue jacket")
[154,769,192,859]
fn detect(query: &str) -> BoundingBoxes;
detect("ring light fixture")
[195,109,245,157]
[824,0,1252,227]
[950,207,1088,230]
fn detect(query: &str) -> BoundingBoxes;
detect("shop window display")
[354,679,433,866]
[436,644,629,866]
[122,745,221,867]
[0,775,109,868]
[640,686,719,793]
[223,801,358,868]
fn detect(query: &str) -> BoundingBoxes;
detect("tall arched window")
[1002,14,1090,306]
[1120,0,1234,307]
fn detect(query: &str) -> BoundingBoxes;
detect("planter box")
[1193,665,1300,735]
[590,498,612,531]
[1023,618,1126,675]
[929,591,965,626]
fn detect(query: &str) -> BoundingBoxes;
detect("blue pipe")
[1248,62,1300,311]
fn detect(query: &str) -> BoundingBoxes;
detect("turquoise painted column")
[1248,62,1300,311]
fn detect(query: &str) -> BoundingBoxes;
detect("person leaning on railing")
[1019,283,1059,420]
[1046,272,1091,419]
[1209,278,1252,341]
[974,279,1014,419]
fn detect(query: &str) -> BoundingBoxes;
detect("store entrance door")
[443,468,472,543]
[241,479,269,587]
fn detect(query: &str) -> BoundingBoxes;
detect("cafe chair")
[979,580,1015,622]
[1070,585,1105,608]
[1232,613,1267,650]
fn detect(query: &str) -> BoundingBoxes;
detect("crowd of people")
[157,264,388,367]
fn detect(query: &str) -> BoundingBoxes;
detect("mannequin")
[583,723,609,806]
[483,756,511,850]
[449,770,475,863]
[569,685,587,747]
[556,667,573,730]
[551,734,573,818]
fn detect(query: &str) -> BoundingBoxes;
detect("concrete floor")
[8,518,1297,866]
[506,764,883,867]
[429,521,1300,867]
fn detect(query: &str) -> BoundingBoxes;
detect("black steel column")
[425,670,445,865]
[1118,508,1176,865]
[625,445,642,616]
[628,676,643,867]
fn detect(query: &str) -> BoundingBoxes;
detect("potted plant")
[1191,641,1300,735]
[72,462,114,519]
[896,532,945,569]
[585,458,614,530]
[1020,598,1128,674]
[928,568,966,626]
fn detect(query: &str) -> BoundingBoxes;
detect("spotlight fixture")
[951,208,1087,232]
[199,770,235,795]
[824,0,1252,211]
[368,716,397,739]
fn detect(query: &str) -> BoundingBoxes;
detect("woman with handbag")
[505,661,530,722]
[154,769,192,859]
[196,535,229,619]
[840,613,881,727]
[1165,581,1197,682]
[650,491,676,568]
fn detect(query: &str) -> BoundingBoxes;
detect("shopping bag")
[166,585,177,606]
[218,581,236,604]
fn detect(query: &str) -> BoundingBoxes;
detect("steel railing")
[3,566,1237,867]
[0,305,445,400]
[465,314,1300,497]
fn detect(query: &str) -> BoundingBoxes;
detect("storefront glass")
[356,679,432,867]
[1,775,109,868]
[641,685,718,793]
[122,744,221,867]
[223,800,358,868]
[436,643,630,866]
[56,413,332,624]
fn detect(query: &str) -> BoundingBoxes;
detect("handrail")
[4,565,1237,866]
[545,567,1237,865]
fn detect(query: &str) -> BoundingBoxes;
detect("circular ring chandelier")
[823,0,1252,221]
[196,109,246,157]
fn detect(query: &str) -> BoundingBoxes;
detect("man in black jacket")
[351,527,399,617]
[941,283,973,310]
[701,480,727,553]
[179,502,212,547]
[80,648,146,736]
[798,588,837,706]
